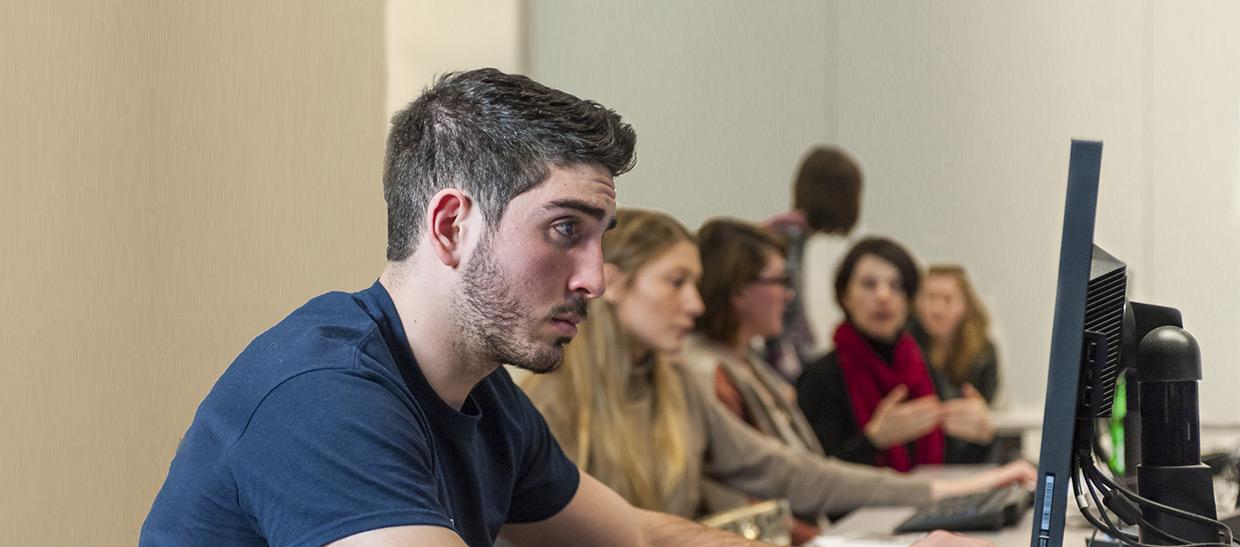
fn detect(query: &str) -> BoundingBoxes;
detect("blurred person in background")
[762,146,864,383]
[797,238,996,472]
[910,264,1000,463]
[680,218,830,543]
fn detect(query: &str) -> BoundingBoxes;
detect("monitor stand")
[1136,325,1218,544]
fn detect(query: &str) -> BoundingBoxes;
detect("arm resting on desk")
[502,472,773,547]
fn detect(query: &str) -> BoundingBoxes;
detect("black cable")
[1073,453,1225,547]
[1077,454,1232,546]
[1082,467,1142,543]
[1083,459,1226,536]
[1072,460,1145,545]
[1083,460,1233,544]
[1138,517,1216,546]
[1080,480,1227,547]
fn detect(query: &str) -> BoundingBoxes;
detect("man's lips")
[552,313,584,325]
[550,313,583,337]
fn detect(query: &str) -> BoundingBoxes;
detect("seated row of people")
[519,208,1026,545]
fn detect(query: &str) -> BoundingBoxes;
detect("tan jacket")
[521,362,932,520]
[680,335,825,457]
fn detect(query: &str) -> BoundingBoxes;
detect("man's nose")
[568,242,606,299]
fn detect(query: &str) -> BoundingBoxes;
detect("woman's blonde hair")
[925,265,991,385]
[521,208,692,510]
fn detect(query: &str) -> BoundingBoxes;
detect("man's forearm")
[638,509,773,547]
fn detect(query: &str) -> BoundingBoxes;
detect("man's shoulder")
[237,290,389,377]
[197,290,407,438]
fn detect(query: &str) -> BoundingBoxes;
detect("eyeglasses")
[750,275,793,289]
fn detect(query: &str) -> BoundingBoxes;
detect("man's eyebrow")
[543,199,608,222]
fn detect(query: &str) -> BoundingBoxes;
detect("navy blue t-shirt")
[141,282,580,547]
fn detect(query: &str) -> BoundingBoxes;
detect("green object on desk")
[1108,375,1126,476]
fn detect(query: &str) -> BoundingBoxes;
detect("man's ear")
[601,263,627,304]
[425,189,473,268]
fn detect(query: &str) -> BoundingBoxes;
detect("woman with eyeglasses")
[520,209,1032,545]
[680,218,829,543]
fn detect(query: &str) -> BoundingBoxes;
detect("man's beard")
[453,235,587,374]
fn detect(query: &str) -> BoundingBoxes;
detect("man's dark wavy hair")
[383,68,637,261]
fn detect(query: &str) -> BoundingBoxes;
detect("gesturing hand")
[941,384,996,445]
[863,385,944,449]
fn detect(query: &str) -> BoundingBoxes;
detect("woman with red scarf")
[796,237,996,472]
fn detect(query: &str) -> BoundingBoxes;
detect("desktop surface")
[820,465,1095,546]
[826,505,1094,546]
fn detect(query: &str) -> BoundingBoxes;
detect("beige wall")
[386,0,525,116]
[1,2,386,544]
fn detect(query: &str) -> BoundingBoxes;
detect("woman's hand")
[862,385,945,449]
[930,460,1038,500]
[940,384,996,445]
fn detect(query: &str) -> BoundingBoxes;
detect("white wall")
[528,0,833,227]
[529,0,1240,423]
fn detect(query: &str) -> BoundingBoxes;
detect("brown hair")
[793,146,863,235]
[696,218,787,345]
[834,237,920,315]
[384,68,636,260]
[923,265,992,385]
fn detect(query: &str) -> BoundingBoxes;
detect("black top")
[908,318,1000,403]
[796,350,883,465]
[796,351,993,467]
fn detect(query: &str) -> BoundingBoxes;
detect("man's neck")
[380,265,495,411]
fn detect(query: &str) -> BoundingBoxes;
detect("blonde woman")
[520,209,1033,544]
[910,265,1001,463]
[912,265,1000,404]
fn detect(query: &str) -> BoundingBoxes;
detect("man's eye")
[552,221,578,239]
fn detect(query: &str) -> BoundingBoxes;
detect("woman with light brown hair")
[520,209,1034,543]
[912,265,1000,407]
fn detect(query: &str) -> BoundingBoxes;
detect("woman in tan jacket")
[519,208,1033,543]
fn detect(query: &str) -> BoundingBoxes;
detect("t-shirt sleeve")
[505,382,581,524]
[227,368,454,546]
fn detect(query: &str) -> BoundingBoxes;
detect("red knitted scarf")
[833,321,945,471]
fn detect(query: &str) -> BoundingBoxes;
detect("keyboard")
[893,486,1034,534]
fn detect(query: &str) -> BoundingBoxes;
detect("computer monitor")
[1029,141,1225,546]
[1029,139,1115,547]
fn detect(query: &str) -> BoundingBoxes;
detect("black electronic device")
[1029,140,1231,547]
[893,486,1033,534]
